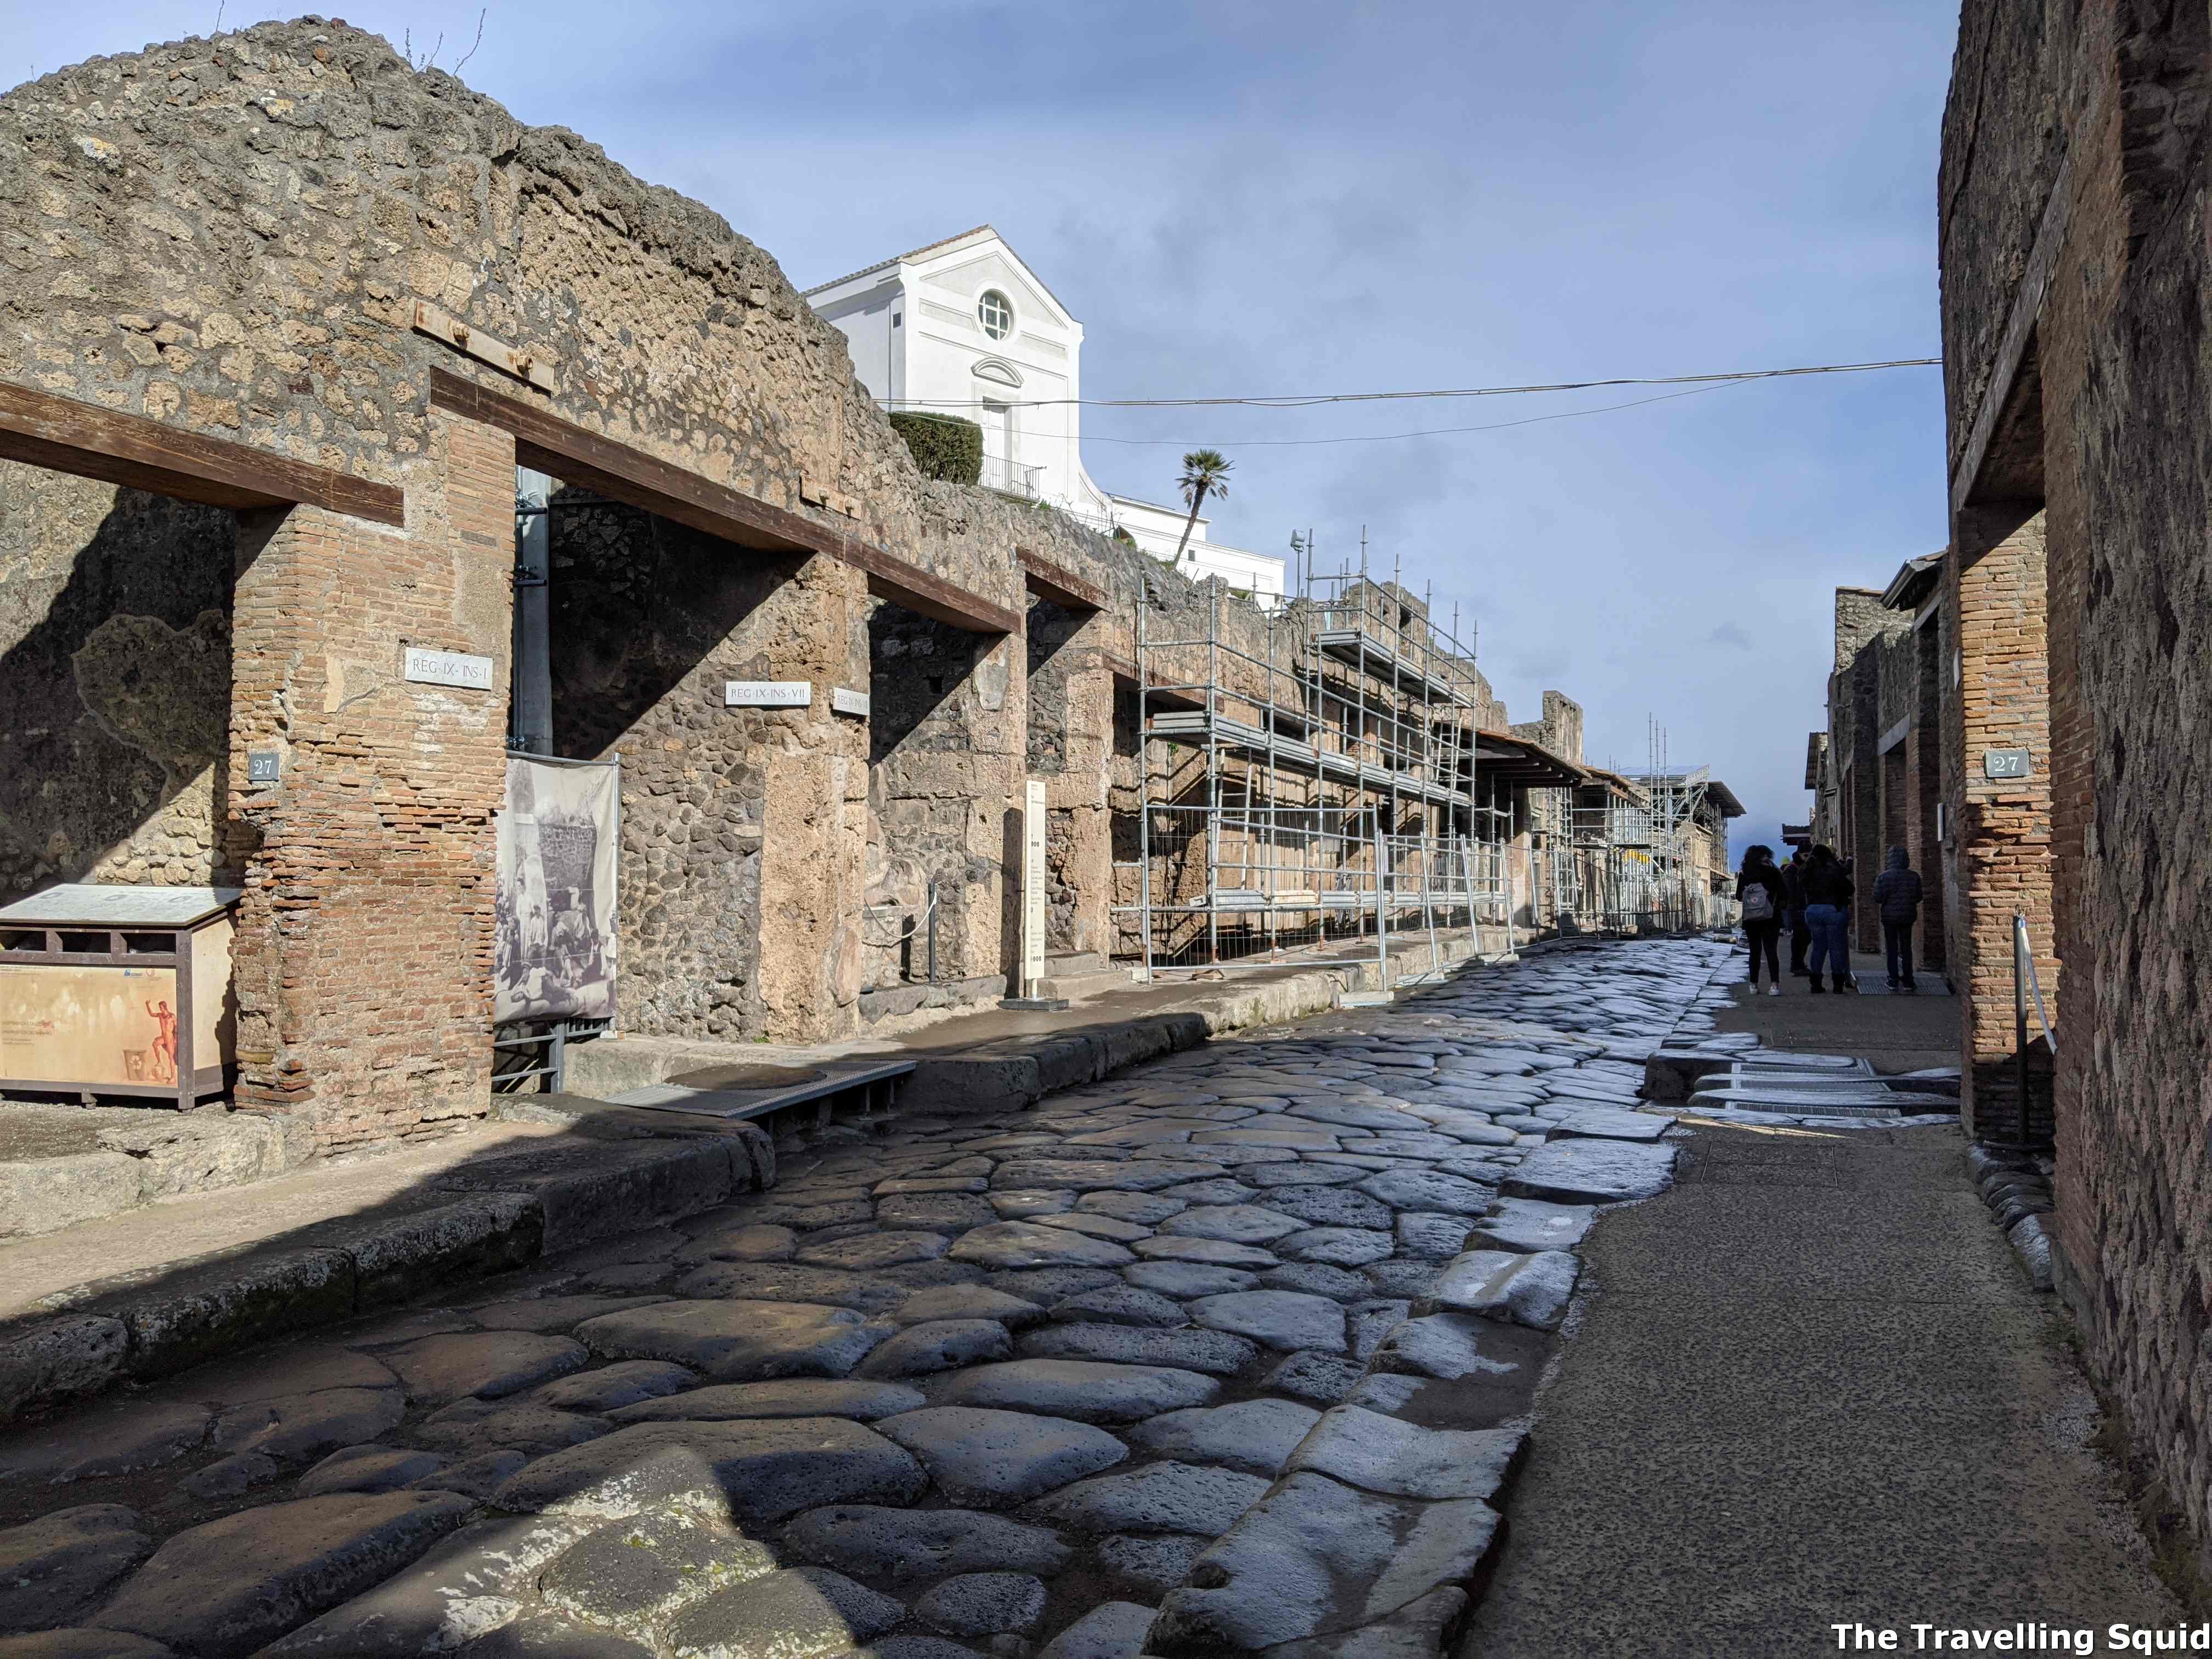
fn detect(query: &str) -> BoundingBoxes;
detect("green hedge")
[889,412,983,484]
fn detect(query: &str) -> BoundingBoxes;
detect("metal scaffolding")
[1115,561,1501,987]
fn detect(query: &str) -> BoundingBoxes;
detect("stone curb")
[0,1133,765,1424]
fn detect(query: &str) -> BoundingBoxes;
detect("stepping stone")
[611,1379,923,1424]
[1283,1406,1525,1501]
[0,1504,152,1632]
[577,1301,894,1381]
[925,1360,1220,1423]
[1016,1325,1257,1377]
[992,1160,1224,1192]
[915,1571,1048,1637]
[1024,1460,1268,1537]
[251,1511,594,1656]
[1125,1261,1259,1299]
[876,1407,1127,1508]
[855,1319,1012,1378]
[1502,1139,1677,1204]
[1259,1187,1395,1231]
[782,1504,1071,1581]
[949,1222,1138,1269]
[662,1566,901,1658]
[1466,1197,1596,1254]
[1040,1600,1169,1659]
[1277,1228,1396,1267]
[1148,1474,1499,1651]
[91,1492,477,1658]
[295,1446,448,1497]
[1126,1398,1321,1476]
[1052,1284,1188,1327]
[1131,1237,1279,1268]
[1353,1170,1497,1216]
[493,1419,926,1522]
[670,1262,906,1313]
[539,1507,774,1638]
[1264,1351,1366,1407]
[892,1285,1047,1329]
[1190,1290,1346,1353]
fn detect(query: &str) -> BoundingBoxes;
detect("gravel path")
[0,938,1736,1659]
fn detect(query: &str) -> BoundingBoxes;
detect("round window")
[978,290,1013,340]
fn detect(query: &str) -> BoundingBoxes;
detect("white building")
[804,226,1286,605]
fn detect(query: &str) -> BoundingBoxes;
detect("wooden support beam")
[428,368,1020,635]
[0,380,404,526]
[1017,547,1110,612]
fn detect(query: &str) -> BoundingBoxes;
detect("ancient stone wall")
[0,469,240,900]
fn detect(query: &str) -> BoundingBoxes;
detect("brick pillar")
[1945,502,2056,1140]
[225,412,514,1150]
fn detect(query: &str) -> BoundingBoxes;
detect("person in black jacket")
[1782,847,1810,976]
[1799,844,1856,992]
[1871,845,1925,990]
[1736,845,1785,996]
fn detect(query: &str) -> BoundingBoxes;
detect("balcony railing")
[980,453,1043,499]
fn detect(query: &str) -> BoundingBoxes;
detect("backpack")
[1741,882,1774,922]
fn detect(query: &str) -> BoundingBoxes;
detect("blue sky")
[16,3,1957,854]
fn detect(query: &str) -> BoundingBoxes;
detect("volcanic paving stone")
[793,1231,950,1271]
[677,1223,797,1262]
[855,1319,1013,1378]
[295,1446,449,1497]
[1051,1283,1187,1327]
[1261,1262,1377,1301]
[1265,1351,1367,1407]
[0,1400,211,1487]
[1148,1472,1501,1653]
[0,1504,152,1634]
[1126,1398,1322,1476]
[1352,1170,1498,1216]
[411,1398,611,1455]
[467,1297,668,1333]
[669,1262,906,1313]
[492,1419,927,1522]
[538,1507,774,1637]
[990,1190,1077,1217]
[991,1160,1224,1192]
[1283,1406,1525,1502]
[461,1612,653,1656]
[781,1505,1072,1581]
[1015,1324,1259,1376]
[521,1361,698,1414]
[1418,1249,1580,1330]
[1130,1237,1280,1268]
[1394,1213,1474,1260]
[876,1193,999,1232]
[1036,1211,1153,1243]
[913,1571,1048,1636]
[662,1566,902,1659]
[609,1379,923,1424]
[874,1407,1128,1508]
[1500,1137,1678,1203]
[210,1386,407,1462]
[1277,1227,1397,1267]
[1079,1190,1189,1224]
[1190,1290,1347,1353]
[575,1300,894,1380]
[926,1359,1221,1423]
[1023,1460,1269,1536]
[374,1333,589,1408]
[92,1492,478,1657]
[948,1222,1138,1269]
[892,1285,1047,1328]
[1094,1532,1210,1601]
[1125,1261,1260,1299]
[1039,1601,1159,1659]
[1160,1179,1260,1205]
[1259,1186,1395,1229]
[985,1267,1126,1303]
[1465,1195,1598,1254]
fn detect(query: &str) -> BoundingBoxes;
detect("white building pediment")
[924,251,1070,332]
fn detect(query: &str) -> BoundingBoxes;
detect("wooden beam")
[1017,547,1109,611]
[429,368,1020,635]
[0,380,404,526]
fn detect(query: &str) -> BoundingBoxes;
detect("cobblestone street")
[0,938,1733,1659]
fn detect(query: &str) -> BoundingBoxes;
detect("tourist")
[1782,847,1810,977]
[1736,845,1785,996]
[1872,845,1925,991]
[1800,844,1856,992]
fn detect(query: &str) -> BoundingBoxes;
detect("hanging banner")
[496,756,619,1023]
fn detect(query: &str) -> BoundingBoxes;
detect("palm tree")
[1171,449,1233,567]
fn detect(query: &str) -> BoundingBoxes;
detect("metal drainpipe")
[511,469,555,755]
